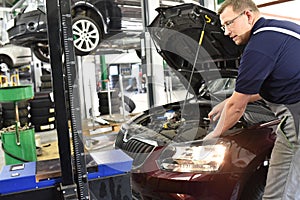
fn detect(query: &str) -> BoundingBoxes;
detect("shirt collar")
[251,17,266,34]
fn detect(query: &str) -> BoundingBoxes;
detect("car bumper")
[8,25,47,47]
[14,56,32,67]
[131,170,241,200]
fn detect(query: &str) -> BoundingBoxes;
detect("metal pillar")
[46,0,89,199]
[45,0,74,188]
[100,55,107,90]
[79,56,100,119]
[141,0,165,108]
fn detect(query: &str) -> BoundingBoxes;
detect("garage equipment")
[0,83,36,165]
[0,149,133,199]
[0,0,133,199]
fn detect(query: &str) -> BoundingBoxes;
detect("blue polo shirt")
[235,17,300,104]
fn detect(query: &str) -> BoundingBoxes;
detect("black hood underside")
[148,3,244,93]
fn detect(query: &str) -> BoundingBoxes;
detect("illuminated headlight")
[158,141,228,172]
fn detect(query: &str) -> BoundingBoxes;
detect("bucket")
[1,128,37,165]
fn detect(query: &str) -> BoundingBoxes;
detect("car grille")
[115,132,156,167]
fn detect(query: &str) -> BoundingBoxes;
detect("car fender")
[0,45,31,67]
[72,1,108,33]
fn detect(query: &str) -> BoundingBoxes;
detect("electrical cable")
[1,143,30,162]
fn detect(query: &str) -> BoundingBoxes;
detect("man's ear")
[245,10,254,25]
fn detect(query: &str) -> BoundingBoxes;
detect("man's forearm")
[213,99,246,136]
[211,92,251,137]
[249,94,261,102]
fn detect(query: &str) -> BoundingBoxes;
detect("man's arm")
[249,94,261,102]
[208,93,261,121]
[205,91,256,139]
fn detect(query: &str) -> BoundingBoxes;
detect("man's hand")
[203,127,222,140]
[203,131,219,140]
[206,92,253,140]
[208,100,227,122]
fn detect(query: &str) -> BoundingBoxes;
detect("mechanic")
[204,0,300,199]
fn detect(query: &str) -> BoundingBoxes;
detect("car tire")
[30,92,56,132]
[30,99,54,109]
[40,74,53,92]
[123,95,136,113]
[30,107,55,117]
[1,101,30,128]
[34,123,56,132]
[3,108,29,119]
[72,15,102,56]
[0,55,13,69]
[41,82,53,90]
[99,105,120,115]
[99,96,119,106]
[98,90,119,99]
[41,74,52,82]
[32,42,50,63]
[240,166,268,200]
[31,115,55,125]
[2,100,29,110]
[3,117,30,127]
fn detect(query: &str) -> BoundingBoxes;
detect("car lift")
[0,0,133,199]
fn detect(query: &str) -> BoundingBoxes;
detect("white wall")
[256,1,300,24]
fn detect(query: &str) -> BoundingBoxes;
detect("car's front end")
[7,7,48,47]
[129,124,277,200]
[115,96,279,199]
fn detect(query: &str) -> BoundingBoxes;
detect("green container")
[1,128,37,165]
[0,85,34,102]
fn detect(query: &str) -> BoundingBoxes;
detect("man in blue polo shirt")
[205,0,300,199]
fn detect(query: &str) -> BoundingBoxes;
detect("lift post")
[45,0,89,199]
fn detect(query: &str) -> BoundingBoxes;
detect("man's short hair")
[218,0,259,15]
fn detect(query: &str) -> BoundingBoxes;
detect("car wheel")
[32,42,50,63]
[2,100,29,110]
[123,95,136,113]
[3,117,30,127]
[240,166,268,200]
[72,15,102,56]
[0,56,13,70]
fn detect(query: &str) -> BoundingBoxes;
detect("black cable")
[1,143,30,162]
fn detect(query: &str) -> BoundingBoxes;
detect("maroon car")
[115,3,280,200]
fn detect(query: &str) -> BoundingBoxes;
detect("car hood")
[148,3,244,93]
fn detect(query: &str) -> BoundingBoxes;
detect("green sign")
[218,0,225,4]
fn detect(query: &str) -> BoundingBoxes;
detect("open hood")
[148,3,244,94]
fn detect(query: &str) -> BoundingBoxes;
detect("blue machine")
[0,149,133,197]
[87,149,133,179]
[0,162,36,194]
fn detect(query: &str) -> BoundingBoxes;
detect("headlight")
[158,140,228,172]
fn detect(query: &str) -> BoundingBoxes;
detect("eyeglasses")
[221,11,246,31]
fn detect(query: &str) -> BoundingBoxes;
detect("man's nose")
[224,27,230,35]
